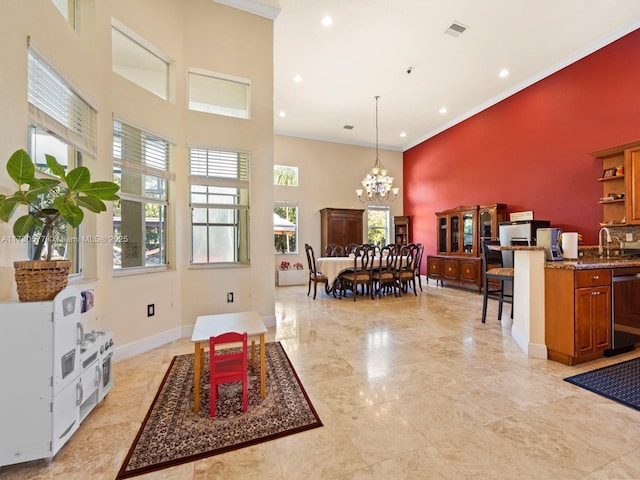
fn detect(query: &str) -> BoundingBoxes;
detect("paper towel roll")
[562,232,579,259]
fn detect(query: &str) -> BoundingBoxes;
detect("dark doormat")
[564,356,640,411]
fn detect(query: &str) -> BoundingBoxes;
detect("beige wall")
[0,1,404,360]
[0,0,275,359]
[274,135,404,270]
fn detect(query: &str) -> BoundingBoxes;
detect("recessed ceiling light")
[279,111,286,118]
[499,69,509,78]
[439,107,447,114]
[321,16,332,27]
[293,74,302,83]
[400,132,406,138]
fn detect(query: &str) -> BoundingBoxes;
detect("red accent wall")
[404,28,640,263]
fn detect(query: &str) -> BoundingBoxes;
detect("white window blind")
[27,49,96,155]
[113,120,172,181]
[189,148,249,189]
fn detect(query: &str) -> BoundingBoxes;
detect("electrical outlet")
[227,292,234,303]
[626,233,634,241]
[147,304,155,317]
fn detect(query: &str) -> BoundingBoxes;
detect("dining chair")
[395,244,418,296]
[337,245,375,301]
[209,331,248,418]
[481,237,514,323]
[345,243,359,255]
[325,243,344,257]
[413,243,425,291]
[372,245,398,297]
[305,243,329,299]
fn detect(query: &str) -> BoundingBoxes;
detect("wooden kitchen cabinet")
[545,268,611,365]
[320,208,364,256]
[592,140,640,226]
[625,146,640,225]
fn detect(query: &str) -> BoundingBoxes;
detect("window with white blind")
[189,147,250,265]
[113,120,172,270]
[27,47,97,274]
[111,22,169,100]
[188,70,250,119]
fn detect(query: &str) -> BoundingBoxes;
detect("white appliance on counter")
[0,286,114,467]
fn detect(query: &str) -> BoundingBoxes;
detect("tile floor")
[3,281,640,479]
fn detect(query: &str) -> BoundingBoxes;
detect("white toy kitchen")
[0,286,114,467]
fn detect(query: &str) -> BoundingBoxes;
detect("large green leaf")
[13,214,37,238]
[54,197,84,227]
[45,154,67,179]
[65,166,91,191]
[0,200,19,222]
[6,149,35,185]
[76,195,106,213]
[76,181,120,200]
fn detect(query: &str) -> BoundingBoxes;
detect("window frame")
[112,119,173,274]
[274,165,298,187]
[27,46,98,276]
[188,147,251,267]
[111,20,170,101]
[274,203,298,255]
[367,206,390,247]
[188,69,251,119]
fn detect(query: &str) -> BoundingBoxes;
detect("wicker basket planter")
[14,260,72,302]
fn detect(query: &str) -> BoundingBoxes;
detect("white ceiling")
[222,0,640,151]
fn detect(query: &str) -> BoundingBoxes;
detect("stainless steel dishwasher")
[605,266,640,356]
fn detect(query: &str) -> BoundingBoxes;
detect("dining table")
[316,255,408,294]
[190,311,267,413]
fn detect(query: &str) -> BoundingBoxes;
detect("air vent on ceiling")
[343,125,354,130]
[445,21,468,37]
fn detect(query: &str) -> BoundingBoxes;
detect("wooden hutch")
[393,216,411,245]
[427,204,507,291]
[320,208,364,256]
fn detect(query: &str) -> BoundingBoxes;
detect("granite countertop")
[500,244,640,269]
[545,258,640,269]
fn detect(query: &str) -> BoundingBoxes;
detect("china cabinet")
[427,204,507,291]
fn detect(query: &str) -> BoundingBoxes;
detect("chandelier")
[356,95,399,203]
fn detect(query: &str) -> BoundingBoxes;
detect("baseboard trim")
[113,314,277,362]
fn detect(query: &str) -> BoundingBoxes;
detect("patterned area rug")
[116,342,322,479]
[564,357,640,411]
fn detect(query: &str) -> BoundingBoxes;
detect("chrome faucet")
[598,227,612,258]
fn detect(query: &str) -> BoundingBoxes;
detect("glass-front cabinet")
[449,214,460,253]
[438,217,447,254]
[435,206,477,256]
[429,204,507,292]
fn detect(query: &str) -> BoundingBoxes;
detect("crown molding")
[212,0,280,20]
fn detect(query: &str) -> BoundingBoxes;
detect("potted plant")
[0,149,120,301]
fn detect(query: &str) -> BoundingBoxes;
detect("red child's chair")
[209,331,248,418]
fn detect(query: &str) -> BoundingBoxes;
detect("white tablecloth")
[316,256,407,285]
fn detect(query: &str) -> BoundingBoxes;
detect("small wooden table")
[191,311,267,413]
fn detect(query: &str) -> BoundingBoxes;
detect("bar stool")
[481,238,514,323]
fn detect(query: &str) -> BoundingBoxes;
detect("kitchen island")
[545,255,640,365]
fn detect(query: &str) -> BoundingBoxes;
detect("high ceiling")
[222,0,640,151]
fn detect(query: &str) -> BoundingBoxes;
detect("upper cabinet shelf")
[597,175,624,182]
[592,140,640,226]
